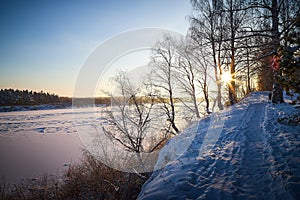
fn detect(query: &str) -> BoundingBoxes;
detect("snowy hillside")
[138,92,300,199]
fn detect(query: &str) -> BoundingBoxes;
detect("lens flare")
[221,71,232,83]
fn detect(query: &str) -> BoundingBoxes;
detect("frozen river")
[0,107,104,185]
[0,104,196,185]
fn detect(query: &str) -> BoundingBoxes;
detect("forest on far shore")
[0,89,114,106]
[0,89,62,106]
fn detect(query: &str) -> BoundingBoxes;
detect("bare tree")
[223,0,249,104]
[101,71,171,172]
[194,42,213,114]
[190,0,225,109]
[246,0,300,102]
[149,35,180,134]
[175,38,201,118]
[176,36,214,115]
[190,0,292,104]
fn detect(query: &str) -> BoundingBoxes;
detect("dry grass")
[1,151,149,200]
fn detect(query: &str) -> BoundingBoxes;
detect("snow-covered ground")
[0,104,71,112]
[138,92,300,199]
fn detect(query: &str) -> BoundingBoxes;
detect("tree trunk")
[169,88,180,133]
[246,39,251,94]
[228,59,237,105]
[271,0,284,103]
[212,39,224,111]
[192,89,201,118]
[203,82,210,113]
[228,0,237,105]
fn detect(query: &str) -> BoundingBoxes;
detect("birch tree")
[149,35,180,134]
[190,0,225,109]
[175,38,201,118]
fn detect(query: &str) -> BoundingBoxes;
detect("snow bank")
[138,92,300,199]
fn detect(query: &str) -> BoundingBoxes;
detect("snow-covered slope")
[138,92,300,199]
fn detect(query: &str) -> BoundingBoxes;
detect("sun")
[221,71,232,83]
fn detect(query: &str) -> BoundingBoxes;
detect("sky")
[0,0,192,97]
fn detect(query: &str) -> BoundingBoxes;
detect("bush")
[1,150,149,200]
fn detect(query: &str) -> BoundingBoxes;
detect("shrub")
[1,150,148,200]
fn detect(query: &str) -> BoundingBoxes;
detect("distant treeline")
[0,89,70,106]
[0,89,115,106]
[0,88,181,106]
[72,96,179,106]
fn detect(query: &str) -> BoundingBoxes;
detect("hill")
[138,92,300,199]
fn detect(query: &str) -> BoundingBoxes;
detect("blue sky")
[0,0,191,96]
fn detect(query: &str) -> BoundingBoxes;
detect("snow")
[1,92,299,197]
[0,104,71,112]
[0,108,98,186]
[138,92,300,199]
